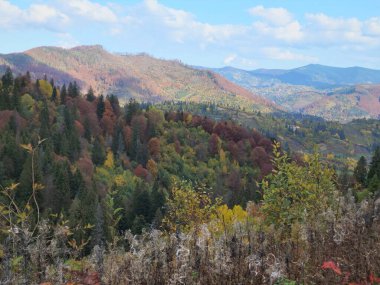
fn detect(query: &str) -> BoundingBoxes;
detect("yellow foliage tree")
[219,148,228,174]
[146,159,158,178]
[104,150,114,169]
[162,182,221,233]
[38,80,53,98]
[210,204,248,235]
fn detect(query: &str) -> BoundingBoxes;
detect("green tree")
[353,156,367,187]
[86,86,96,102]
[60,84,67,104]
[96,95,105,119]
[262,143,337,236]
[0,67,13,110]
[92,137,106,165]
[368,147,380,182]
[125,98,140,124]
[52,161,71,214]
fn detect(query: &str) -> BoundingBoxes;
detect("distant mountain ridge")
[212,64,380,88]
[0,45,276,113]
[208,64,380,121]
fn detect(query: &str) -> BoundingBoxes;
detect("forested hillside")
[157,102,380,168]
[0,46,276,113]
[1,69,380,284]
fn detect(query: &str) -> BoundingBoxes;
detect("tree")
[104,150,115,169]
[368,147,380,182]
[39,100,50,139]
[84,116,92,142]
[38,80,53,98]
[92,137,106,165]
[67,81,80,98]
[52,161,72,214]
[125,98,140,124]
[20,94,35,118]
[261,143,337,236]
[86,86,96,102]
[162,182,220,233]
[0,67,13,110]
[51,87,58,104]
[208,133,221,156]
[96,95,105,119]
[60,84,67,104]
[354,156,367,187]
[148,137,160,160]
[108,94,120,116]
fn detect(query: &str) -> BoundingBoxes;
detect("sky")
[1,0,380,69]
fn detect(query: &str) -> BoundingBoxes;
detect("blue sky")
[1,0,380,69]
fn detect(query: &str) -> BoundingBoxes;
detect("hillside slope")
[0,45,276,112]
[210,65,380,121]
[213,64,380,89]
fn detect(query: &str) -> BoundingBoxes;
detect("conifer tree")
[60,84,67,104]
[92,137,106,165]
[84,116,92,142]
[0,67,13,110]
[368,147,380,181]
[368,147,380,193]
[354,156,367,187]
[52,161,71,214]
[51,87,58,104]
[125,98,140,124]
[86,86,96,102]
[96,95,105,119]
[39,100,50,139]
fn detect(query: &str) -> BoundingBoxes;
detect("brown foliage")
[100,100,116,135]
[208,133,221,156]
[148,137,160,159]
[134,164,148,179]
[75,120,84,137]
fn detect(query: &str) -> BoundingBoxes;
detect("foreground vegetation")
[0,69,380,284]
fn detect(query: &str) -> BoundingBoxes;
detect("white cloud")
[253,20,303,42]
[0,0,68,30]
[262,47,318,62]
[223,54,257,69]
[27,4,69,25]
[224,54,237,65]
[249,5,303,43]
[142,0,246,44]
[56,33,80,48]
[305,13,377,46]
[365,17,380,36]
[249,5,293,26]
[63,0,117,23]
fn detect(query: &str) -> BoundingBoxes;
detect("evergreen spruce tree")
[84,116,92,142]
[354,156,367,187]
[51,87,58,104]
[96,95,105,119]
[92,137,106,165]
[86,86,96,102]
[125,98,140,124]
[52,161,71,214]
[0,67,13,110]
[60,84,67,104]
[367,147,380,193]
[368,147,380,181]
[39,100,50,139]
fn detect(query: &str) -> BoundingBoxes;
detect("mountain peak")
[70,45,105,52]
